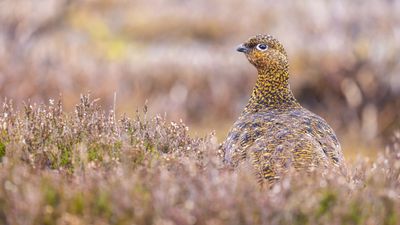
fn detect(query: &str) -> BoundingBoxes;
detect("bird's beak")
[236,44,249,53]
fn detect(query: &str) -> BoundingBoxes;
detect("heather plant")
[0,95,399,225]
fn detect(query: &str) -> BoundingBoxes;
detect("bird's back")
[223,107,344,181]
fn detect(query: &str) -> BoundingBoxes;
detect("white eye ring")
[256,43,268,51]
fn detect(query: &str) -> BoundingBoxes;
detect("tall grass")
[0,95,399,225]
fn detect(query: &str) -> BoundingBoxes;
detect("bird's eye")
[256,44,268,51]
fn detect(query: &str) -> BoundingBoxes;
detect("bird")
[222,34,345,183]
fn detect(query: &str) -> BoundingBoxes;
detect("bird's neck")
[244,67,300,113]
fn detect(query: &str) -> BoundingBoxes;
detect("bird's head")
[237,34,288,71]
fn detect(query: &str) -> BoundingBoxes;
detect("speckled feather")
[223,34,344,182]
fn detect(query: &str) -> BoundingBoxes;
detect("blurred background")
[0,0,399,159]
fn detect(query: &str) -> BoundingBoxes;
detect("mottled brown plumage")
[223,34,344,182]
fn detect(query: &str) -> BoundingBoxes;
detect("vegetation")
[1,0,399,147]
[0,95,399,225]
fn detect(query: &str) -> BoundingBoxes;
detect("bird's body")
[223,34,344,181]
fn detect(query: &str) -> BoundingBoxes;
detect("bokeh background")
[1,0,399,159]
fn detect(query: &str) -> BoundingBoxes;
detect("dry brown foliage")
[0,95,399,225]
